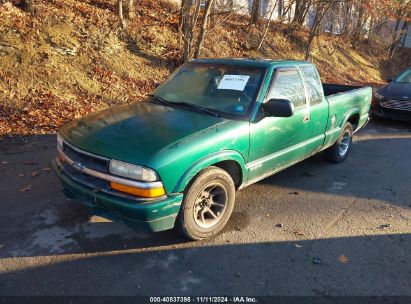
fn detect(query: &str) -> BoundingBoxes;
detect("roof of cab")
[190,57,311,68]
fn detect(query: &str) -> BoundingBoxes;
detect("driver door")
[247,67,310,183]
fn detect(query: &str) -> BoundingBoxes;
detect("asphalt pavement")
[0,120,410,296]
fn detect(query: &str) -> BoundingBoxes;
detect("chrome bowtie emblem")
[72,162,85,172]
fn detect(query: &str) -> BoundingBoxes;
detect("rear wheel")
[324,122,353,163]
[177,166,235,240]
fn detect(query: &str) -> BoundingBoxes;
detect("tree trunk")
[399,22,409,47]
[179,0,187,35]
[118,0,126,28]
[293,0,310,26]
[257,0,278,50]
[305,0,336,60]
[341,2,353,37]
[352,0,366,42]
[128,0,135,20]
[388,18,402,58]
[190,0,202,39]
[180,0,193,62]
[250,0,261,25]
[389,20,409,58]
[194,0,214,58]
[21,0,34,13]
[367,14,374,44]
[278,0,283,18]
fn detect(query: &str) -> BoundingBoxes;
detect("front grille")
[63,142,109,173]
[60,162,147,202]
[382,100,411,112]
[63,162,110,190]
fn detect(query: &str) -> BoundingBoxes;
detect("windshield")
[153,63,265,118]
[395,69,411,83]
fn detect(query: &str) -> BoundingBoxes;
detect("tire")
[177,166,236,240]
[324,122,353,163]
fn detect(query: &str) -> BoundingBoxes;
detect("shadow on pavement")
[0,233,410,295]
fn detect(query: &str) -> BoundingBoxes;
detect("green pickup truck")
[53,58,371,240]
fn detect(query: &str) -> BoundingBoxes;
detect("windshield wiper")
[167,101,221,117]
[149,94,170,106]
[149,94,221,117]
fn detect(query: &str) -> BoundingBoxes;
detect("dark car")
[371,67,411,122]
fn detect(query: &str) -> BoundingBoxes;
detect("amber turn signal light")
[110,182,165,198]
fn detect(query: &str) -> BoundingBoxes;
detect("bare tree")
[21,0,34,13]
[351,0,368,43]
[305,0,337,60]
[128,0,135,20]
[118,0,126,28]
[293,0,311,26]
[194,0,215,58]
[179,0,203,61]
[389,0,411,57]
[250,0,261,25]
[257,0,278,50]
[279,0,295,22]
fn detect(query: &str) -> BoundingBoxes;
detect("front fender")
[173,150,247,193]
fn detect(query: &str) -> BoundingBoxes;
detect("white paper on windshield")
[217,75,250,91]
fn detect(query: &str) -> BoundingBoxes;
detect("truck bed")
[320,84,372,150]
[323,83,364,97]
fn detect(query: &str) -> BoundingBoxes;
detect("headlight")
[57,134,63,150]
[109,160,158,182]
[374,91,384,100]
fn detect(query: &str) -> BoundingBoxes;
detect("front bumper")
[53,159,183,232]
[371,104,411,123]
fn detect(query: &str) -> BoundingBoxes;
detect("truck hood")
[60,101,229,165]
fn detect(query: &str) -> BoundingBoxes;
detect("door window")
[266,69,306,108]
[300,65,323,105]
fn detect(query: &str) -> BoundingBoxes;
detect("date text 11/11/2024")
[149,296,258,303]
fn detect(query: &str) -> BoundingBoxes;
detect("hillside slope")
[0,0,410,135]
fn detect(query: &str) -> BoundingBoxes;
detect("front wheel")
[177,166,236,240]
[324,122,353,163]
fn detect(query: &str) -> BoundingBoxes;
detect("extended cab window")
[266,69,306,108]
[300,65,323,105]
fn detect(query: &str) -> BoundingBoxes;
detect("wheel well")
[347,114,360,131]
[214,160,242,189]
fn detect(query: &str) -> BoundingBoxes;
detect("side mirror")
[263,98,294,117]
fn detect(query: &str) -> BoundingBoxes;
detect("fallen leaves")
[20,184,32,192]
[24,161,39,165]
[338,255,349,264]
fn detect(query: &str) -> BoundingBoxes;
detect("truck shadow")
[0,233,410,295]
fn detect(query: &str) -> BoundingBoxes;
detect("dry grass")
[0,0,409,136]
